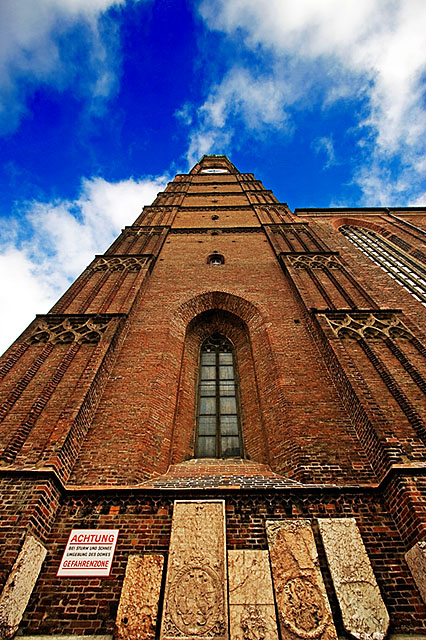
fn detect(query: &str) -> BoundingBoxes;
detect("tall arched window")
[196,333,243,458]
[340,225,426,304]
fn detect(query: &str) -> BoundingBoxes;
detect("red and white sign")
[57,529,119,577]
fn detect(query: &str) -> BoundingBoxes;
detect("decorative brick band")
[28,314,125,345]
[256,204,287,211]
[160,191,271,197]
[170,227,263,234]
[385,339,426,394]
[174,205,254,211]
[308,310,404,474]
[90,255,151,272]
[254,204,289,223]
[0,344,54,423]
[1,343,80,463]
[0,343,29,381]
[307,269,336,308]
[287,254,342,269]
[267,222,312,233]
[319,311,413,341]
[269,223,328,253]
[123,226,166,237]
[359,338,426,442]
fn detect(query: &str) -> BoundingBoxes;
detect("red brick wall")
[0,475,61,588]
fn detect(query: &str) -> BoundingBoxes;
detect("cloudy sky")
[0,0,425,354]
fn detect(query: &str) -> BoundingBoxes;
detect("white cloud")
[312,136,337,170]
[201,67,292,130]
[353,159,426,207]
[191,0,426,203]
[0,0,138,133]
[175,102,194,127]
[199,0,426,151]
[0,174,168,355]
[187,131,225,167]
[185,66,294,165]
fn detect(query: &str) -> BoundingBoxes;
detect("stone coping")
[2,462,426,495]
[18,636,113,640]
[18,627,426,638]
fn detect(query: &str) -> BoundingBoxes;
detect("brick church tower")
[0,155,426,639]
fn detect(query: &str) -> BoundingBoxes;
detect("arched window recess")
[340,224,426,304]
[196,333,243,458]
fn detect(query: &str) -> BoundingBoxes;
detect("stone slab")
[21,635,426,640]
[405,540,426,605]
[318,518,389,640]
[20,636,113,640]
[228,550,278,640]
[0,535,47,640]
[266,519,337,640]
[116,554,164,640]
[160,500,227,640]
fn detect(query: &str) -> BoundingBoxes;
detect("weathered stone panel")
[160,500,227,640]
[318,518,389,640]
[0,535,47,640]
[406,540,426,605]
[116,554,164,640]
[265,519,337,640]
[228,550,278,640]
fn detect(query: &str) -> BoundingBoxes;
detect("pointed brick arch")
[175,290,262,328]
[170,292,288,470]
[331,217,390,236]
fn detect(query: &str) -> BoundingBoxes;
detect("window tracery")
[340,225,426,304]
[196,333,242,458]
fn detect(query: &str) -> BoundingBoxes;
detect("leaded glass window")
[196,333,242,458]
[340,225,426,304]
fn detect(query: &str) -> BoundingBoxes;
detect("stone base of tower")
[1,466,426,638]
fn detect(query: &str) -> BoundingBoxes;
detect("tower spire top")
[190,154,239,174]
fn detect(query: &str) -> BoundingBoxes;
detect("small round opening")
[207,254,225,265]
[200,168,228,174]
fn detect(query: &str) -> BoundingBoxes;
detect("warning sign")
[57,529,119,577]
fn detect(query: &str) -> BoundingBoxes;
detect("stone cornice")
[1,462,425,497]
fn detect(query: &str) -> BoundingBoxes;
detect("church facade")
[0,155,426,639]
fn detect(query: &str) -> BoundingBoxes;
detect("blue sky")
[0,0,425,354]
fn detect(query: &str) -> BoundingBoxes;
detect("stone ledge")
[18,636,113,640]
[136,459,302,489]
[17,632,426,640]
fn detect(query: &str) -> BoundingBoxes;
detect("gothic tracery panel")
[28,314,124,344]
[89,255,151,272]
[319,311,414,341]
